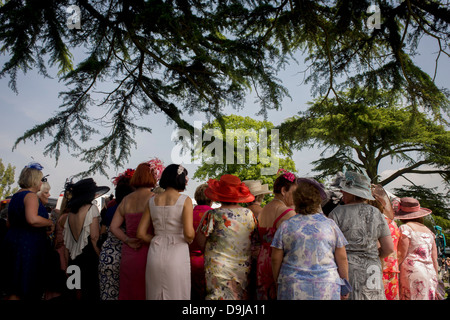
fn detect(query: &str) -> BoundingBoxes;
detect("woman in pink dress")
[110,159,164,300]
[256,169,298,300]
[396,197,439,300]
[190,184,213,300]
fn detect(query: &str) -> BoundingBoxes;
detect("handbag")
[340,278,353,296]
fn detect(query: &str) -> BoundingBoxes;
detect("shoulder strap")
[176,194,188,206]
[273,208,294,228]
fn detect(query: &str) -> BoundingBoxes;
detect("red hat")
[394,197,432,220]
[204,174,255,203]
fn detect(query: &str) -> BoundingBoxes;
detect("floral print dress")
[382,216,400,300]
[271,213,348,300]
[399,223,438,300]
[199,207,259,300]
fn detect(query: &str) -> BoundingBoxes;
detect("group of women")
[0,160,442,300]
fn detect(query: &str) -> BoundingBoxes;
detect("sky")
[0,27,449,201]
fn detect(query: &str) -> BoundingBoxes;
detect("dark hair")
[115,183,135,204]
[293,181,322,215]
[273,174,296,194]
[130,163,156,188]
[159,164,188,191]
[67,189,96,213]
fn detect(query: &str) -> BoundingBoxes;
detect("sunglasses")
[41,174,49,182]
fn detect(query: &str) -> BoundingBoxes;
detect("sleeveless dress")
[399,224,438,300]
[190,204,213,300]
[3,191,48,300]
[146,194,190,300]
[64,205,100,300]
[256,208,293,300]
[199,207,259,300]
[118,212,150,300]
[98,204,123,300]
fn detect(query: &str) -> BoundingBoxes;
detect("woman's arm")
[111,201,141,249]
[334,246,348,280]
[90,216,100,256]
[397,234,410,266]
[136,202,153,245]
[378,235,394,259]
[24,192,53,228]
[182,197,195,244]
[431,239,439,276]
[271,247,284,283]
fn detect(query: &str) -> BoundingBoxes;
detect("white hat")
[338,170,375,201]
[243,180,272,197]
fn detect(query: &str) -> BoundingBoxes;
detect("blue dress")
[271,213,348,300]
[3,190,49,299]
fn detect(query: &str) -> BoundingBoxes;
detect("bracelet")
[124,236,129,244]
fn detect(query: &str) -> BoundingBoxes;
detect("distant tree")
[192,115,296,190]
[0,159,18,199]
[279,88,450,187]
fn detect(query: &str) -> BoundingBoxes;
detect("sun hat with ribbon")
[205,174,255,203]
[394,197,432,220]
[338,169,375,201]
[243,180,272,197]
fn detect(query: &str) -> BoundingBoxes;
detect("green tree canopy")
[0,1,448,175]
[0,159,18,198]
[192,115,296,189]
[279,88,450,187]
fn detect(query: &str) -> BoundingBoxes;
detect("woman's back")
[121,188,153,214]
[400,223,435,264]
[146,193,190,300]
[258,201,294,229]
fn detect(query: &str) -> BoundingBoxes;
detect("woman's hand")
[125,237,142,250]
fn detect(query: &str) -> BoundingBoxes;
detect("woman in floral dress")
[271,178,349,300]
[370,185,400,300]
[396,197,438,300]
[196,174,259,300]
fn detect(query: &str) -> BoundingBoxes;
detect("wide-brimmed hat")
[297,177,327,200]
[243,180,272,197]
[394,197,432,220]
[205,174,255,203]
[338,170,375,200]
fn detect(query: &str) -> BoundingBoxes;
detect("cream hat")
[243,180,272,197]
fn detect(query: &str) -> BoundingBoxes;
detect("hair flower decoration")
[147,157,165,181]
[277,168,295,182]
[177,164,185,176]
[113,168,135,185]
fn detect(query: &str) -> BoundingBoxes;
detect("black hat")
[66,178,110,212]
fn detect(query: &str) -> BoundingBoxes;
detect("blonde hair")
[18,167,43,189]
[293,181,322,215]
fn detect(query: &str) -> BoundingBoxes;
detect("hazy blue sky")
[0,29,448,200]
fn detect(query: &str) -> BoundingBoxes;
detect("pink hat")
[394,197,432,220]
